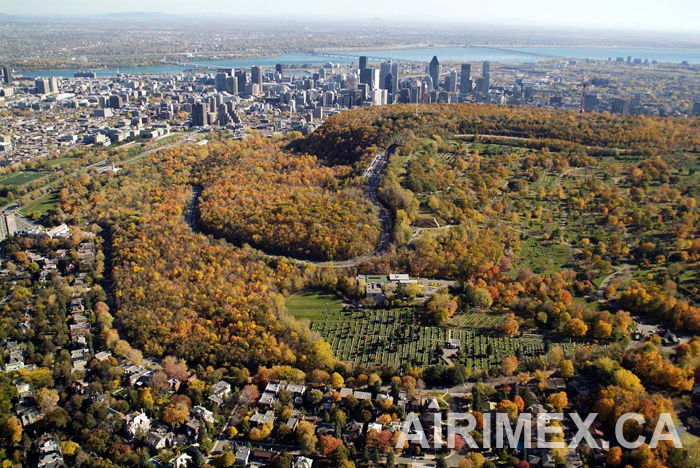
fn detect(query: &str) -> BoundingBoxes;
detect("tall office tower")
[235,70,247,93]
[448,69,458,92]
[429,56,440,90]
[359,56,368,70]
[611,98,629,115]
[421,80,430,103]
[2,66,12,84]
[360,68,379,91]
[251,66,263,85]
[384,73,393,95]
[275,63,284,76]
[423,76,433,93]
[409,86,420,103]
[482,61,490,92]
[379,62,391,89]
[109,95,123,109]
[475,77,485,95]
[391,62,399,96]
[35,78,50,95]
[583,92,598,112]
[191,102,207,127]
[215,72,228,92]
[460,63,472,93]
[226,76,238,95]
[207,96,217,113]
[48,77,59,94]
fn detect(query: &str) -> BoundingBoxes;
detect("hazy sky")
[1,0,698,33]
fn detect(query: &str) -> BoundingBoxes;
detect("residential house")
[36,434,64,468]
[145,429,175,451]
[173,453,192,468]
[209,380,231,406]
[250,410,275,427]
[191,405,215,424]
[293,456,313,468]
[343,421,364,439]
[124,411,151,438]
[235,447,251,465]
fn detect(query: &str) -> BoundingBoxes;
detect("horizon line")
[1,11,699,35]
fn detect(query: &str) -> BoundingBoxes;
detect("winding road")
[185,147,395,268]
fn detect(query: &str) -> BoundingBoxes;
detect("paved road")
[185,184,203,232]
[186,147,395,268]
[597,263,632,302]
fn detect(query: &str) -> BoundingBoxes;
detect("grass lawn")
[44,157,78,168]
[20,192,60,216]
[516,236,572,275]
[449,309,505,329]
[285,290,345,321]
[0,171,48,187]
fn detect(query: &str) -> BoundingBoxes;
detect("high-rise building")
[275,64,284,76]
[448,69,458,93]
[251,66,263,85]
[35,78,50,95]
[48,77,59,94]
[475,77,485,96]
[611,98,629,115]
[360,68,379,91]
[359,56,368,70]
[2,66,12,84]
[391,62,399,97]
[379,61,399,94]
[583,92,598,112]
[215,72,228,92]
[429,56,440,90]
[384,73,394,95]
[191,102,207,127]
[460,64,472,94]
[482,61,490,93]
[379,62,392,90]
[693,102,700,117]
[226,76,238,95]
[421,81,430,103]
[109,95,123,109]
[235,70,247,93]
[409,86,420,104]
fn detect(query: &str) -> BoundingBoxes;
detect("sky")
[1,0,699,33]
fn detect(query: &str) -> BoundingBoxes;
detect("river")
[17,46,700,77]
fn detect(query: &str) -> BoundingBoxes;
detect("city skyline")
[1,0,700,33]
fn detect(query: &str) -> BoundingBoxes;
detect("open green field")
[285,290,345,321]
[20,192,60,216]
[0,171,48,187]
[44,157,78,168]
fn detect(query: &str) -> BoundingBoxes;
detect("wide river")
[19,46,700,77]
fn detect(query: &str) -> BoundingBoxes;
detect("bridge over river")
[309,45,562,63]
